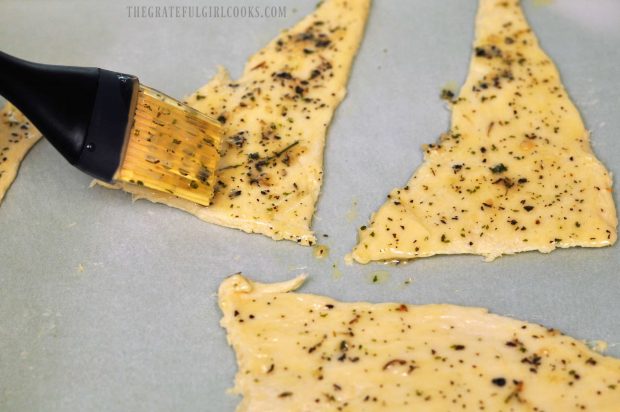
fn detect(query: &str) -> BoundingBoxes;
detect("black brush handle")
[0,50,138,181]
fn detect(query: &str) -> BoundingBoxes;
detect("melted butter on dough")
[100,0,370,245]
[352,0,617,263]
[219,274,620,411]
[0,104,43,204]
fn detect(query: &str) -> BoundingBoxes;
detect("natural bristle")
[117,85,222,206]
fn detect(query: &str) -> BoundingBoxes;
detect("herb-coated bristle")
[117,85,222,206]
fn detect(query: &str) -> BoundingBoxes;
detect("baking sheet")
[1,0,619,410]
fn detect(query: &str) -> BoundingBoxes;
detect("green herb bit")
[490,163,508,174]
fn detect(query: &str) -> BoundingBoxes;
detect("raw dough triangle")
[103,0,370,245]
[352,0,616,263]
[219,274,620,411]
[0,104,42,204]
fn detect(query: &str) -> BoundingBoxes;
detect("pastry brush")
[0,50,222,206]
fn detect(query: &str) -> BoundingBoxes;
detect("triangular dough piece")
[100,0,370,245]
[0,104,43,204]
[352,0,616,263]
[219,274,620,411]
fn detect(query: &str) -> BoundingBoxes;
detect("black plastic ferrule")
[76,70,138,181]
